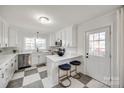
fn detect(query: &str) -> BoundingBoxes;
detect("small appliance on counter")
[55,39,62,47]
[57,47,65,56]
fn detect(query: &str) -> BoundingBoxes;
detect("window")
[36,38,46,49]
[24,38,46,50]
[89,32,105,57]
[24,38,35,50]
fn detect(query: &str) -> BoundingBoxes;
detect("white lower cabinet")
[39,53,46,64]
[31,53,38,65]
[0,69,6,88]
[0,55,17,88]
[31,52,47,66]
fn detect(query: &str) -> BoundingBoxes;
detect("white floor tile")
[65,77,85,88]
[87,79,109,88]
[23,73,41,86]
[12,72,24,80]
[42,78,53,88]
[38,66,47,72]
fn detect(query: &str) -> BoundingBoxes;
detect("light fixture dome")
[39,17,51,24]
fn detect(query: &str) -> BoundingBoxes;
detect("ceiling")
[0,5,120,33]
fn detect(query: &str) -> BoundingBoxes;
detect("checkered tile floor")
[7,64,109,88]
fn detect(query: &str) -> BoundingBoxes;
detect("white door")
[85,26,111,86]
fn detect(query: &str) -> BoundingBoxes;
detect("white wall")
[77,11,119,87]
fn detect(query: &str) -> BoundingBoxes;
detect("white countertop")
[46,53,83,62]
[18,50,50,55]
[0,54,17,66]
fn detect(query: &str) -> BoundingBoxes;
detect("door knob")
[86,55,88,58]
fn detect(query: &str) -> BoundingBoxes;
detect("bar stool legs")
[70,61,81,79]
[70,65,81,79]
[58,64,71,87]
[58,70,71,87]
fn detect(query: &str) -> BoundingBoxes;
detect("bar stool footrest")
[59,77,71,87]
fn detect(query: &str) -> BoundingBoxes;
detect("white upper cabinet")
[0,16,17,48]
[8,28,18,47]
[49,32,55,46]
[3,22,9,47]
[49,24,77,47]
[0,21,3,47]
[65,25,77,47]
[0,18,9,48]
[55,30,62,41]
[61,29,66,47]
[57,24,77,47]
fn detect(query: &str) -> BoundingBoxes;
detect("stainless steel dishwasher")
[18,54,31,69]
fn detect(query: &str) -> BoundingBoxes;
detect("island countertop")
[46,53,83,62]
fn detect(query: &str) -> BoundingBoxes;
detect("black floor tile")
[37,64,46,68]
[7,78,23,88]
[23,80,44,88]
[24,68,38,76]
[39,70,47,79]
[76,73,92,84]
[84,86,88,88]
[53,84,63,88]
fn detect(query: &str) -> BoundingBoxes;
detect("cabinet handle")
[5,64,8,66]
[11,63,13,67]
[0,73,4,78]
[2,73,4,78]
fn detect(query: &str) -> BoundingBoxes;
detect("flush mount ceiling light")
[39,17,51,24]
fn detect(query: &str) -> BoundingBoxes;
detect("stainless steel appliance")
[18,54,31,69]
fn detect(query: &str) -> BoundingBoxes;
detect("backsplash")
[65,47,77,54]
[0,47,18,56]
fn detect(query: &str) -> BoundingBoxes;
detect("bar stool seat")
[58,63,71,87]
[70,60,81,79]
[59,64,71,70]
[70,61,81,66]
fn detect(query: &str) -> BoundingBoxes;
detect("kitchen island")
[45,53,83,87]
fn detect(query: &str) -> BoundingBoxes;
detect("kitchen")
[0,5,123,88]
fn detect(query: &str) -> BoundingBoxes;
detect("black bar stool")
[70,60,81,79]
[58,63,71,87]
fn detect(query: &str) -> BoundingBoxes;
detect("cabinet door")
[65,27,71,47]
[14,56,18,71]
[0,21,3,47]
[61,30,66,47]
[31,54,38,65]
[4,24,9,47]
[55,32,59,41]
[8,28,18,47]
[65,25,77,47]
[39,54,45,64]
[0,70,6,88]
[1,64,10,88]
[2,22,8,47]
[49,33,55,46]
